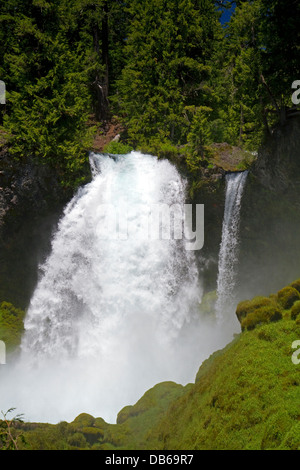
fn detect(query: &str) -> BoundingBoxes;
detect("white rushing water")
[215,171,248,322]
[0,152,236,424]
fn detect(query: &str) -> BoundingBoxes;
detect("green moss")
[261,411,292,450]
[67,432,87,448]
[291,300,300,320]
[108,381,191,449]
[70,413,95,429]
[241,306,282,331]
[236,296,275,323]
[0,301,25,352]
[277,286,300,310]
[145,318,300,450]
[81,427,104,445]
[117,406,133,425]
[236,295,282,331]
[279,422,300,450]
[16,280,300,451]
[289,278,300,293]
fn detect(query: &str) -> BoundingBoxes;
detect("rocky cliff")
[238,116,300,301]
[0,148,70,309]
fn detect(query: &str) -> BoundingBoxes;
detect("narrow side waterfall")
[0,152,236,424]
[215,171,248,322]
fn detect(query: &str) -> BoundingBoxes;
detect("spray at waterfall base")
[0,153,242,424]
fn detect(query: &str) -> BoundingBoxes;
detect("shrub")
[117,406,133,425]
[67,432,87,448]
[236,296,277,324]
[291,301,300,320]
[261,411,292,450]
[103,141,133,155]
[70,413,95,429]
[279,422,300,450]
[81,427,104,445]
[241,306,282,331]
[277,287,300,310]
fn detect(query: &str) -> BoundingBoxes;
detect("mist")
[0,152,240,424]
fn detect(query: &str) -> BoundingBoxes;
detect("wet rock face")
[189,169,226,294]
[253,117,300,192]
[0,149,68,309]
[190,117,300,305]
[238,117,300,302]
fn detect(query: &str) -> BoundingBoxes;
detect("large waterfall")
[215,171,248,322]
[0,152,234,424]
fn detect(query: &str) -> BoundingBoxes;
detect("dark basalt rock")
[238,117,300,302]
[0,148,70,309]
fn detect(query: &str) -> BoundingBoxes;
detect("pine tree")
[259,0,300,123]
[114,0,221,152]
[209,0,265,150]
[0,0,102,187]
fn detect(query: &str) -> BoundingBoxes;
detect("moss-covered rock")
[279,422,300,450]
[15,280,300,451]
[70,413,95,429]
[291,300,300,320]
[0,301,25,353]
[289,278,300,293]
[277,286,300,310]
[117,382,189,426]
[236,295,282,331]
[145,319,300,450]
[66,432,87,449]
[241,306,282,331]
[236,296,274,323]
[261,411,292,450]
[81,427,104,445]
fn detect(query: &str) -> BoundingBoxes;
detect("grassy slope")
[145,319,300,450]
[5,281,300,450]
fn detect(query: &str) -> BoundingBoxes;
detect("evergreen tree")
[259,0,300,123]
[0,0,107,187]
[114,0,221,152]
[209,0,264,150]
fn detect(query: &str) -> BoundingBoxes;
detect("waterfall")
[0,152,236,424]
[215,171,248,322]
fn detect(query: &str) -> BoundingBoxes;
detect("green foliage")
[103,141,133,155]
[279,422,300,450]
[66,432,87,449]
[236,284,300,331]
[11,287,300,451]
[210,1,265,151]
[114,0,221,153]
[277,287,300,310]
[259,0,300,109]
[291,301,300,321]
[70,413,95,428]
[0,0,106,188]
[1,0,297,181]
[290,279,300,293]
[240,306,282,332]
[236,296,277,323]
[0,408,25,450]
[186,106,213,159]
[0,301,25,352]
[145,318,300,450]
